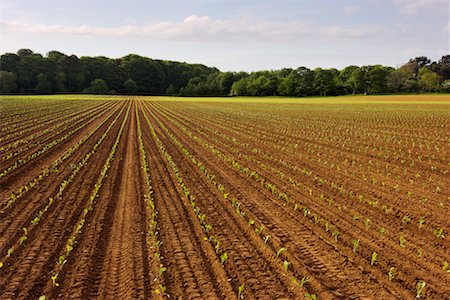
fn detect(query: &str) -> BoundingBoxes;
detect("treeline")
[1,49,449,96]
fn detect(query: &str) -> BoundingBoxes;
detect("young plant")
[220,252,228,265]
[399,235,407,247]
[263,235,271,244]
[442,261,450,273]
[300,276,310,287]
[388,267,396,281]
[255,225,265,235]
[416,280,426,298]
[305,294,317,300]
[283,260,290,272]
[332,229,340,241]
[238,283,245,299]
[371,252,378,266]
[276,247,286,258]
[352,239,359,254]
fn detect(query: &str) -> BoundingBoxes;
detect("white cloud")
[344,5,359,16]
[393,0,446,15]
[1,15,384,43]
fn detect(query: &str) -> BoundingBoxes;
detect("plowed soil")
[0,95,449,299]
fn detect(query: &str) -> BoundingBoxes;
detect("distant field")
[0,94,449,299]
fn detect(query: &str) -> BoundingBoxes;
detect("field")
[0,94,449,299]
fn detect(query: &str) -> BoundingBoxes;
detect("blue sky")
[1,0,449,71]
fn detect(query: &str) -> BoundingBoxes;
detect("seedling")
[283,260,290,272]
[248,219,255,226]
[276,247,287,258]
[305,294,317,300]
[433,228,445,239]
[263,235,271,244]
[352,239,359,254]
[51,273,59,286]
[442,261,450,273]
[220,252,228,265]
[371,252,378,266]
[215,241,220,253]
[238,283,245,299]
[388,267,396,281]
[300,276,310,287]
[158,266,167,277]
[255,225,265,235]
[416,280,426,298]
[418,218,425,229]
[399,235,406,247]
[332,229,340,241]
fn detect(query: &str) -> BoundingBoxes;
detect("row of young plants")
[151,103,436,299]
[0,103,117,179]
[135,104,167,297]
[176,107,446,241]
[162,104,447,257]
[145,103,318,299]
[231,107,446,213]
[0,100,97,145]
[1,101,115,163]
[1,103,123,212]
[184,104,447,209]
[0,104,126,270]
[0,100,75,135]
[44,102,130,292]
[177,103,447,214]
[140,106,241,298]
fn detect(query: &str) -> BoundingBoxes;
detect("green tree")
[0,71,17,93]
[367,65,392,94]
[35,73,51,93]
[83,78,109,94]
[418,68,441,92]
[123,78,138,94]
[314,68,337,96]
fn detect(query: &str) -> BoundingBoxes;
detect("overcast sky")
[1,0,449,71]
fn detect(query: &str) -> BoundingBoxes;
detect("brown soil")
[0,97,448,299]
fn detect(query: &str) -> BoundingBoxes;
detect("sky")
[0,0,449,71]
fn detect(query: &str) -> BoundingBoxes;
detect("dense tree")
[83,78,110,94]
[418,68,441,92]
[35,73,52,93]
[123,79,138,94]
[0,71,17,93]
[1,49,448,96]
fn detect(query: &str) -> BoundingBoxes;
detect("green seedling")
[158,266,167,277]
[283,260,290,272]
[416,280,426,298]
[388,267,396,281]
[220,252,228,265]
[418,218,425,228]
[332,229,340,241]
[305,294,317,300]
[300,276,310,287]
[238,283,245,299]
[442,261,450,273]
[352,239,359,254]
[248,219,255,226]
[399,235,407,247]
[276,247,286,258]
[371,252,378,266]
[51,273,59,286]
[434,228,445,239]
[263,235,271,244]
[255,225,265,235]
